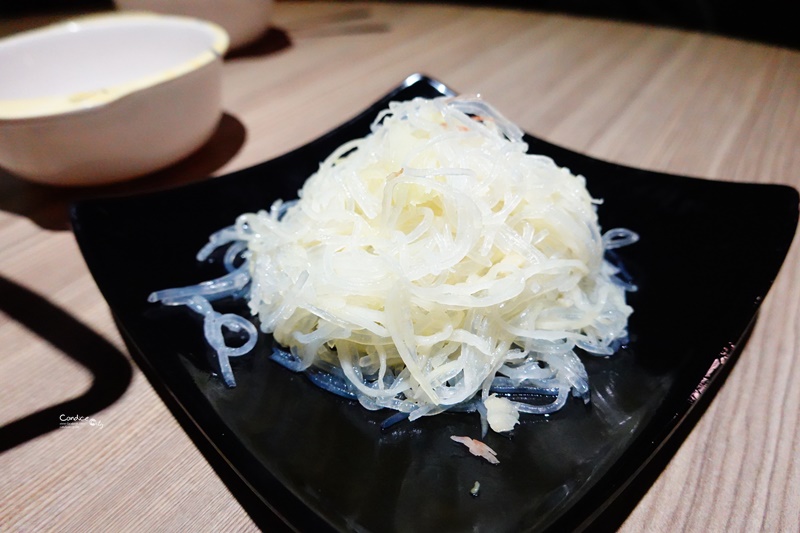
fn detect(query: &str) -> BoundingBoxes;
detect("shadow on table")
[4,0,798,50]
[0,275,134,453]
[0,113,245,449]
[276,7,390,39]
[226,26,293,59]
[0,112,246,231]
[411,0,799,50]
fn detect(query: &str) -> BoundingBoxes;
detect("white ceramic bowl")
[114,0,274,50]
[0,13,229,186]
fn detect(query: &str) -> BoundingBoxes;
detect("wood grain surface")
[1,2,798,531]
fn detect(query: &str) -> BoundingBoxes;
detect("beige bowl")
[114,0,274,50]
[0,13,229,186]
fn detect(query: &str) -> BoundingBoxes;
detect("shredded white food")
[149,95,638,433]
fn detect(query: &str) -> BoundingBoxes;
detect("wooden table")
[2,2,798,531]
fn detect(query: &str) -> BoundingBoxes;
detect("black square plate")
[71,74,798,532]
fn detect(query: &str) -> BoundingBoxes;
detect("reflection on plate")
[71,73,799,532]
